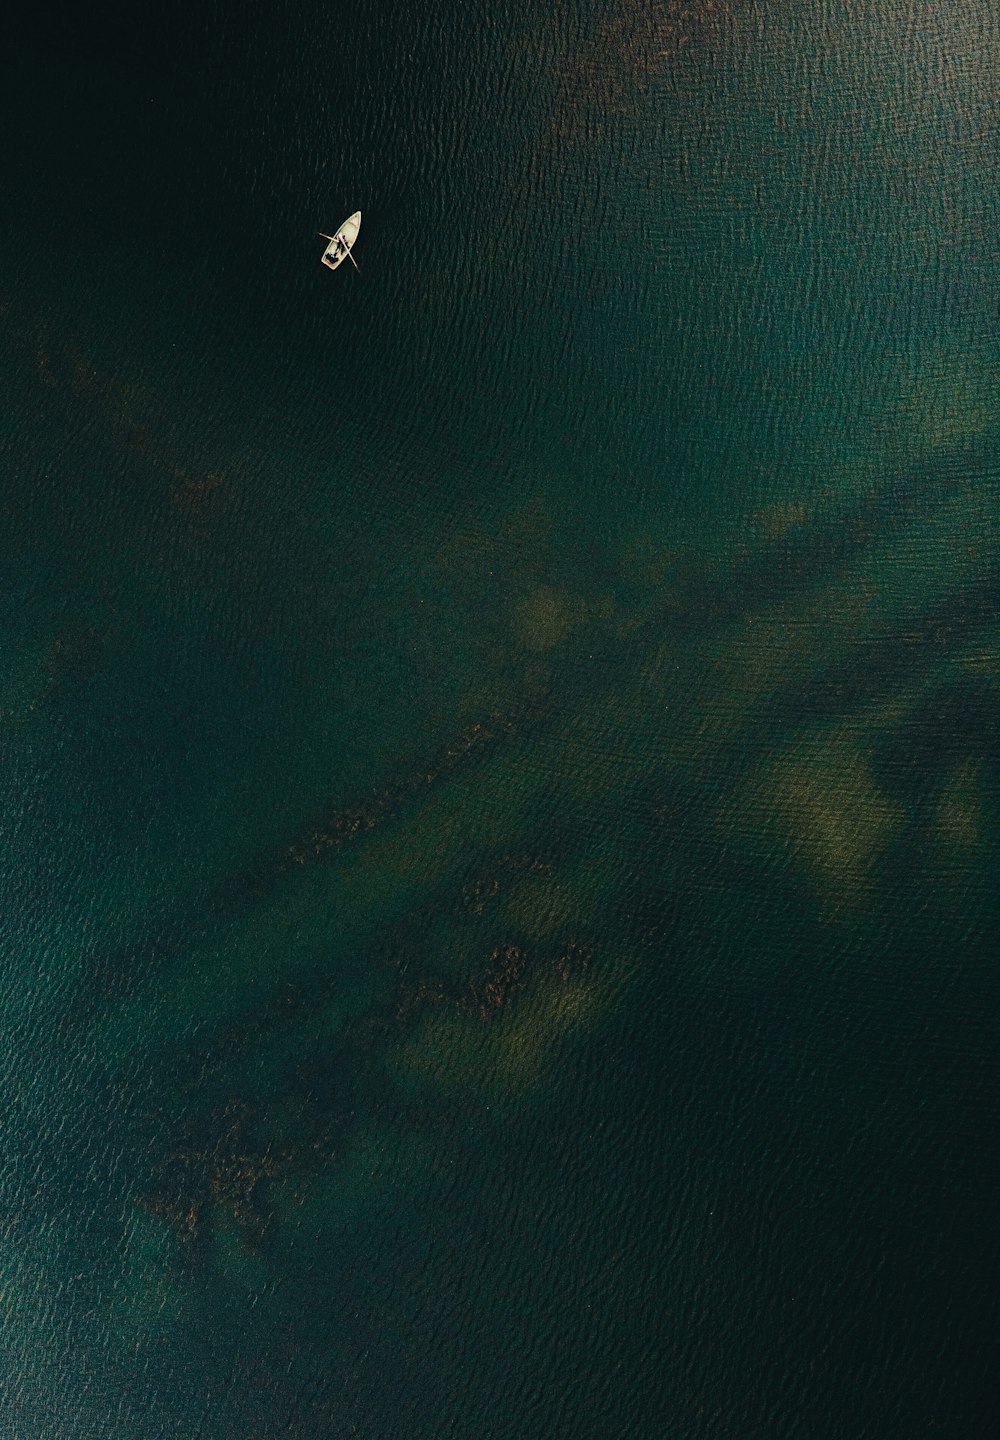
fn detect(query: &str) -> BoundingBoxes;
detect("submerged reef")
[4,290,1000,1380]
[61,404,1000,1323]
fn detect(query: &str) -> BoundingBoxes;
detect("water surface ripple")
[1,1,999,1436]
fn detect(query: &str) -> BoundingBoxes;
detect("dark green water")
[2,1,999,1434]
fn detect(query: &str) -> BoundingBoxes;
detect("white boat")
[320,212,361,271]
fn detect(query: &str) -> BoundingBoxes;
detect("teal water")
[2,1,999,1434]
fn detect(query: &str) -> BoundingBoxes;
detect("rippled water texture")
[2,1,999,1435]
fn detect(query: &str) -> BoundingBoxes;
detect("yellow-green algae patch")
[397,953,633,1101]
[720,724,905,907]
[555,464,997,814]
[936,758,983,853]
[500,853,617,942]
[512,584,585,652]
[960,626,1000,679]
[895,344,1000,454]
[530,532,891,811]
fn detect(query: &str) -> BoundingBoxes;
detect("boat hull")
[322,211,361,270]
